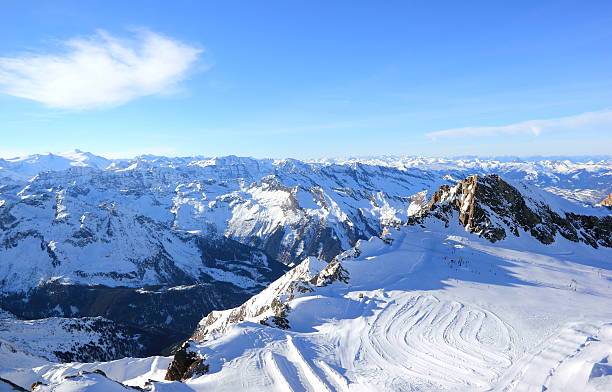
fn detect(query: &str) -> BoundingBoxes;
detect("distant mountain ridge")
[2,151,610,203]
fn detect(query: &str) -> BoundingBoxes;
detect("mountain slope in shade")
[0,378,27,392]
[0,310,148,367]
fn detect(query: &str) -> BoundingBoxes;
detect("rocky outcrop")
[165,342,208,381]
[596,193,612,207]
[410,174,612,248]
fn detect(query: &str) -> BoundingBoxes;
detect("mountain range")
[0,152,610,391]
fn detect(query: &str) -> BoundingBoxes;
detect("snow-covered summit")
[410,174,611,247]
[0,150,111,181]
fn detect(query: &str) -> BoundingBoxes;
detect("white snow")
[157,224,611,391]
[0,153,610,391]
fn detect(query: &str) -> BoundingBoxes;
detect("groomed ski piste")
[4,214,611,391]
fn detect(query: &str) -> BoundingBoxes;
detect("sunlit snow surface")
[0,153,610,390]
[5,221,611,391]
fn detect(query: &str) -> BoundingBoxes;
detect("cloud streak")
[425,110,612,140]
[0,29,202,109]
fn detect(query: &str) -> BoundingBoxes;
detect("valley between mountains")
[0,152,610,391]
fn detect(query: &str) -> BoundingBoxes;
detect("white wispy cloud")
[0,29,202,109]
[425,109,612,140]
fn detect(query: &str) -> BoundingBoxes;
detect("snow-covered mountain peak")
[57,149,111,169]
[0,150,111,181]
[410,174,612,248]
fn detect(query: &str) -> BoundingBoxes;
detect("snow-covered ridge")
[410,174,612,247]
[161,212,612,390]
[187,173,612,345]
[0,150,112,181]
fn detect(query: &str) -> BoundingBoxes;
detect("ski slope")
[172,224,611,392]
[3,216,611,391]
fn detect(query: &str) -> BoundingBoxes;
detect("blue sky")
[0,0,611,159]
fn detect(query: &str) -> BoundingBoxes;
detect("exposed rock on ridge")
[596,192,612,207]
[165,342,209,381]
[410,174,612,247]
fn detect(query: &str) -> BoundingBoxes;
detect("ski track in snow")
[351,293,515,390]
[4,222,611,391]
[498,323,612,392]
[252,298,611,392]
[261,336,340,392]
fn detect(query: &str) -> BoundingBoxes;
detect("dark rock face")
[310,261,350,287]
[410,174,612,248]
[165,342,208,381]
[260,298,291,329]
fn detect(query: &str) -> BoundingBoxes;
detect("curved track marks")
[498,323,611,392]
[357,294,516,390]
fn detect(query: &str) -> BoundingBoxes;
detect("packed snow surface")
[6,221,611,391]
[174,226,612,391]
